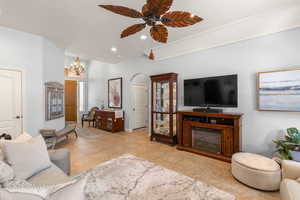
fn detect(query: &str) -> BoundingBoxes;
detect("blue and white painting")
[259,69,300,111]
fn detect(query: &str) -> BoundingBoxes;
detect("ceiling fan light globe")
[140,35,147,40]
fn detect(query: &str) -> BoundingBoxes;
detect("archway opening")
[129,73,151,133]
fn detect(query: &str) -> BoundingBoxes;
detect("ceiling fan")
[98,0,203,43]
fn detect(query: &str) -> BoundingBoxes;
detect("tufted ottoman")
[231,153,281,191]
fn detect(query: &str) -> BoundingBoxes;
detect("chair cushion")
[3,135,51,179]
[280,179,300,200]
[233,152,280,172]
[56,127,75,137]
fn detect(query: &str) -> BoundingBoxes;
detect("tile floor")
[57,127,280,200]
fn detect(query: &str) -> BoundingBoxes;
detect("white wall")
[0,26,65,135]
[88,60,112,110]
[42,39,65,130]
[89,27,300,156]
[0,26,44,136]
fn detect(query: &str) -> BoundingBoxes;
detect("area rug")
[79,154,235,200]
[77,127,107,139]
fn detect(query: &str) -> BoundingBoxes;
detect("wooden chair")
[81,107,99,127]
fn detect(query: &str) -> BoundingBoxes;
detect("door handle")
[15,116,22,119]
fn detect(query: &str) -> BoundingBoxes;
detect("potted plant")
[274,127,300,161]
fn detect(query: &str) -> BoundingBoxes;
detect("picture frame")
[258,68,300,112]
[108,77,122,109]
[45,82,64,120]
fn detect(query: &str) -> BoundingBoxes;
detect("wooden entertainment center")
[177,111,243,162]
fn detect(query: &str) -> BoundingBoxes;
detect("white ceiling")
[0,0,299,63]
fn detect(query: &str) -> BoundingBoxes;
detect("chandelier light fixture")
[68,57,85,76]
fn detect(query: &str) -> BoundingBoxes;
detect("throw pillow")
[2,177,87,200]
[0,132,32,161]
[0,160,14,184]
[2,135,51,180]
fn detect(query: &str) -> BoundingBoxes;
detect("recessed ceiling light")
[111,47,117,52]
[140,35,147,40]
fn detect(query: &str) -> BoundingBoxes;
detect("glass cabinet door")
[153,81,170,113]
[173,81,177,113]
[153,113,170,135]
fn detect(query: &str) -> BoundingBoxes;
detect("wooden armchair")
[81,107,99,127]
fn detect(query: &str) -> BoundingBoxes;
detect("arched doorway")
[129,73,151,132]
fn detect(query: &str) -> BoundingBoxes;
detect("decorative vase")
[290,151,300,162]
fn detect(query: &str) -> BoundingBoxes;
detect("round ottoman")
[231,153,281,191]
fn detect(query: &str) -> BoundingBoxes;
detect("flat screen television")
[184,74,238,107]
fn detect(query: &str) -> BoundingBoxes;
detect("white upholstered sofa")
[280,160,300,200]
[0,134,71,186]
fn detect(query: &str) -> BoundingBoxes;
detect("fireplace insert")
[192,127,221,154]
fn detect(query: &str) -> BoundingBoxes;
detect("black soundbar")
[192,108,223,113]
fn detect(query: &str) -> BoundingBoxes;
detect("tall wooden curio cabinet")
[150,73,178,145]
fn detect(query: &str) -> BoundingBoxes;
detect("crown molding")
[146,5,300,61]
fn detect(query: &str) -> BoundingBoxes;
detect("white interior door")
[132,84,148,130]
[0,69,22,138]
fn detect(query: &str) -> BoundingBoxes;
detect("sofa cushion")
[28,163,70,185]
[0,160,14,184]
[0,133,32,161]
[280,179,300,200]
[2,135,51,179]
[0,189,42,200]
[2,176,86,200]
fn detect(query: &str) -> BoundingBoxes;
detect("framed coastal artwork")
[258,68,300,112]
[108,78,122,109]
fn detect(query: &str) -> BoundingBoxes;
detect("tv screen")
[184,75,238,107]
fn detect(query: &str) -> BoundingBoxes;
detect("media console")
[177,111,243,162]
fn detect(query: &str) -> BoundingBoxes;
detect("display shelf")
[150,73,178,145]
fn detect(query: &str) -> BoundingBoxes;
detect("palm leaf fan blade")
[121,23,146,38]
[150,24,168,43]
[161,11,203,27]
[142,4,151,17]
[146,0,173,16]
[98,5,143,18]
